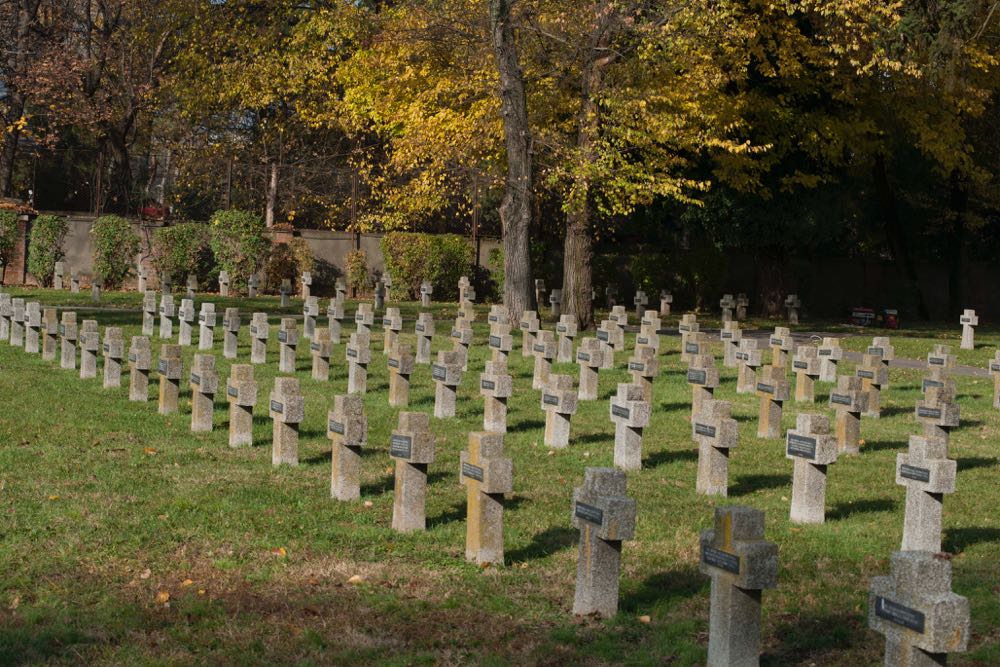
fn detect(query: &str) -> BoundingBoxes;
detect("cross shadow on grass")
[943,527,1000,554]
[659,401,690,413]
[508,419,545,433]
[643,449,697,468]
[878,405,912,418]
[428,502,466,529]
[958,456,998,471]
[729,474,790,497]
[956,419,983,431]
[827,497,896,521]
[764,611,864,665]
[506,526,578,563]
[861,440,902,453]
[619,566,705,613]
[575,432,611,445]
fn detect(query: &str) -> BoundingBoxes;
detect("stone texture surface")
[227,364,258,447]
[786,413,838,525]
[391,412,435,532]
[329,394,368,501]
[461,431,513,565]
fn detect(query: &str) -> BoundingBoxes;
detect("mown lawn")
[0,289,997,665]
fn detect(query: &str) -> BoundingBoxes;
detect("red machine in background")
[851,307,899,329]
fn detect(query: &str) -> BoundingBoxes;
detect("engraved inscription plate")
[628,361,644,372]
[328,420,345,435]
[900,464,931,483]
[542,394,559,406]
[875,597,925,633]
[270,400,284,414]
[702,545,740,574]
[481,379,496,391]
[389,434,412,459]
[574,502,604,526]
[611,405,630,419]
[757,383,775,394]
[687,369,707,384]
[917,406,942,419]
[462,462,484,482]
[787,433,817,459]
[578,352,591,362]
[694,423,716,438]
[830,393,853,406]
[432,365,447,381]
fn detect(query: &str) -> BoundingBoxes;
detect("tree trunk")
[873,153,930,320]
[0,1,39,197]
[0,94,22,197]
[563,209,593,328]
[490,0,533,323]
[265,161,279,227]
[947,168,967,317]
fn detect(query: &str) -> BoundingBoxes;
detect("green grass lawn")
[0,290,997,665]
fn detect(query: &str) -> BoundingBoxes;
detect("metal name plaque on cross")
[489,335,501,348]
[678,324,690,332]
[857,370,875,379]
[347,348,358,358]
[922,379,943,391]
[917,406,942,419]
[694,423,716,438]
[991,363,1000,372]
[818,349,832,356]
[556,325,566,333]
[597,330,609,341]
[961,316,972,324]
[611,405,630,419]
[190,373,201,386]
[687,369,707,384]
[328,420,345,435]
[702,545,740,574]
[278,331,288,343]
[685,342,699,354]
[128,353,137,362]
[432,365,447,381]
[533,343,545,353]
[720,331,732,340]
[488,315,497,323]
[310,342,320,351]
[415,324,425,333]
[736,352,748,361]
[389,434,412,459]
[830,393,853,406]
[462,462,485,482]
[757,383,775,394]
[787,434,817,459]
[574,502,604,526]
[928,357,945,366]
[481,379,496,391]
[270,400,284,414]
[875,596,925,633]
[868,347,884,357]
[542,394,560,406]
[637,336,648,345]
[577,352,591,362]
[388,358,400,369]
[793,361,808,370]
[158,360,168,374]
[451,330,461,339]
[227,386,238,398]
[628,361,644,372]
[520,322,530,330]
[900,464,931,483]
[103,344,110,353]
[770,337,783,346]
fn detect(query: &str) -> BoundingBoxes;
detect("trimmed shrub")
[91,215,141,289]
[346,249,369,296]
[152,223,216,287]
[0,211,17,268]
[209,209,270,293]
[262,238,316,294]
[380,232,472,301]
[487,245,504,300]
[27,214,68,286]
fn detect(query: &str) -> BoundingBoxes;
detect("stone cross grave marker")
[24,302,40,354]
[869,551,969,666]
[136,263,147,293]
[160,274,172,296]
[596,318,623,369]
[605,285,618,308]
[480,360,513,433]
[519,310,540,358]
[693,399,739,497]
[197,303,216,350]
[310,328,332,381]
[450,316,473,371]
[247,273,259,298]
[633,289,648,320]
[54,261,65,290]
[610,383,650,471]
[382,307,402,355]
[226,365,257,447]
[415,312,435,364]
[990,350,1000,408]
[576,337,605,401]
[719,294,736,323]
[327,298,345,344]
[720,320,742,368]
[59,311,78,370]
[102,327,124,388]
[756,365,791,439]
[897,435,956,553]
[79,320,100,379]
[488,304,508,328]
[461,431,514,566]
[628,345,659,404]
[534,279,546,310]
[355,302,374,335]
[792,345,821,403]
[373,279,385,313]
[249,312,269,364]
[609,305,628,339]
[90,276,102,302]
[335,278,347,302]
[571,467,636,618]
[556,314,578,363]
[388,343,415,408]
[816,337,843,382]
[300,271,312,300]
[488,314,513,363]
[159,294,175,340]
[42,307,57,360]
[142,291,156,336]
[736,293,749,320]
[531,330,557,390]
[769,326,794,369]
[542,374,578,449]
[277,318,298,373]
[303,296,319,340]
[157,344,183,414]
[9,298,23,346]
[868,336,896,390]
[346,331,372,395]
[915,386,959,444]
[959,308,978,350]
[784,294,801,324]
[420,280,433,307]
[189,354,219,432]
[390,412,435,532]
[70,272,80,294]
[222,308,240,360]
[828,375,868,455]
[659,290,673,317]
[0,293,11,341]
[700,506,778,667]
[786,413,838,524]
[178,298,195,346]
[924,344,956,396]
[218,271,230,297]
[328,394,367,501]
[128,336,151,401]
[856,353,889,418]
[549,288,562,319]
[186,274,198,300]
[678,314,700,363]
[279,278,291,307]
[636,310,661,353]
[687,353,720,419]
[459,284,475,321]
[432,350,463,418]
[270,377,305,466]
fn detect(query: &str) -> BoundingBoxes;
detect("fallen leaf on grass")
[47,495,59,501]
[144,448,157,455]
[347,575,365,585]
[271,547,287,557]
[155,591,170,604]
[140,568,151,580]
[363,500,373,508]
[638,615,651,624]
[8,595,19,610]
[181,579,194,587]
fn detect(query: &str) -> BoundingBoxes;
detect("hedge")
[0,211,17,268]
[380,233,472,301]
[209,210,270,293]
[27,214,68,287]
[152,223,216,288]
[91,215,141,289]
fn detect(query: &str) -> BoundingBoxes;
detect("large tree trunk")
[490,0,533,323]
[563,209,593,327]
[265,161,279,227]
[873,153,930,319]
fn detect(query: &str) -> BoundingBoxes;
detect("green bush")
[27,214,68,286]
[90,215,141,289]
[0,211,17,268]
[152,223,216,287]
[380,232,472,301]
[346,249,369,296]
[209,209,270,294]
[488,245,504,299]
[262,238,316,295]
